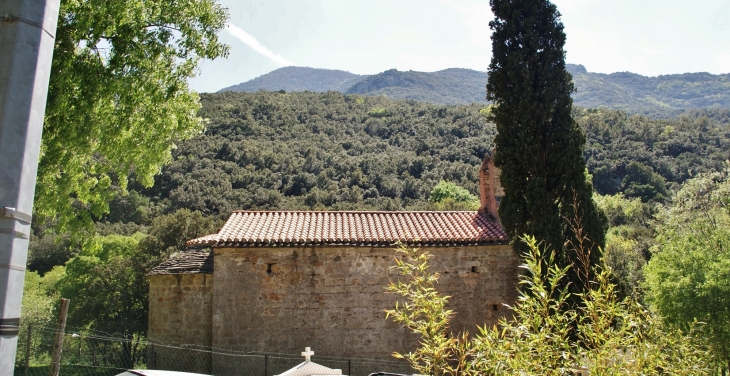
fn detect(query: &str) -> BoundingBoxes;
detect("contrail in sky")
[225,24,296,66]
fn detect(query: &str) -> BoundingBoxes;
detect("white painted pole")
[0,0,60,373]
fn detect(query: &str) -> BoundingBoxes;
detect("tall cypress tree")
[486,0,607,287]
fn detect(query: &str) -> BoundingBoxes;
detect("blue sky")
[189,0,730,93]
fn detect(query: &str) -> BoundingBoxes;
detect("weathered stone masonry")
[148,273,214,347]
[210,244,519,359]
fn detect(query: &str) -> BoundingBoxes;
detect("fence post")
[24,323,32,376]
[264,354,268,376]
[48,298,69,376]
[348,359,351,376]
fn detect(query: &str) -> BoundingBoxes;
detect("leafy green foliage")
[16,270,62,367]
[25,209,219,344]
[22,88,730,353]
[27,232,78,276]
[26,92,730,281]
[385,243,464,376]
[644,166,730,370]
[135,209,223,274]
[35,0,229,233]
[60,233,148,335]
[134,91,494,215]
[112,92,730,222]
[428,181,479,211]
[594,194,656,297]
[580,108,730,199]
[103,190,153,225]
[387,238,711,375]
[487,0,607,286]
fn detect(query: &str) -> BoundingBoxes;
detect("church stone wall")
[147,274,214,373]
[211,244,519,360]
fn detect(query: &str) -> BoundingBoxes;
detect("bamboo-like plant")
[386,237,710,375]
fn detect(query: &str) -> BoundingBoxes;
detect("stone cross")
[301,347,314,362]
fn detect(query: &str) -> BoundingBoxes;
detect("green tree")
[34,0,229,232]
[428,180,479,211]
[622,161,669,202]
[54,209,219,339]
[594,193,655,298]
[59,233,149,367]
[16,269,62,367]
[644,167,730,372]
[61,233,148,336]
[486,0,607,287]
[386,238,710,375]
[135,208,222,274]
[27,232,78,276]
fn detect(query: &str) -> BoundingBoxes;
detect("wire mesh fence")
[14,323,415,376]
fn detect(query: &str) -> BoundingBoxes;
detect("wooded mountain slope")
[568,65,730,117]
[126,92,730,219]
[219,65,730,117]
[344,68,487,105]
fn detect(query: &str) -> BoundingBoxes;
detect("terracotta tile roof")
[187,211,506,247]
[147,249,213,276]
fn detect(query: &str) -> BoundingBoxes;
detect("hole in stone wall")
[493,304,498,311]
[471,266,478,273]
[267,263,274,274]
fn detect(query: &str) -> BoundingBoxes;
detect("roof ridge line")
[230,210,480,214]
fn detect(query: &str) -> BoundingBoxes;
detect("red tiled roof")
[187,211,507,247]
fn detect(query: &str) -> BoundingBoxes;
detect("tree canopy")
[96,92,729,219]
[23,90,730,346]
[644,166,730,369]
[35,0,229,232]
[486,0,607,285]
[428,180,479,210]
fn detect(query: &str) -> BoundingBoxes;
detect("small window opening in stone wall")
[471,266,478,273]
[493,304,498,311]
[267,263,274,274]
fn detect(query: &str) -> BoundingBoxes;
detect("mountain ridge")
[220,65,730,117]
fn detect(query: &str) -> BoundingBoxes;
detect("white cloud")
[225,24,295,67]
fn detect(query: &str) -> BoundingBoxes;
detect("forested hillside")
[134,91,496,216]
[220,66,730,117]
[567,65,730,117]
[22,91,730,351]
[125,91,730,218]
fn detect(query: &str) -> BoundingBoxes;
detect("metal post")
[24,323,31,376]
[264,354,268,376]
[348,359,351,376]
[48,298,69,376]
[0,0,60,374]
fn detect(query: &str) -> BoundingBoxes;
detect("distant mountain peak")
[219,66,362,93]
[567,64,588,75]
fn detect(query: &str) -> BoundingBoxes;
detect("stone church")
[146,153,520,366]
